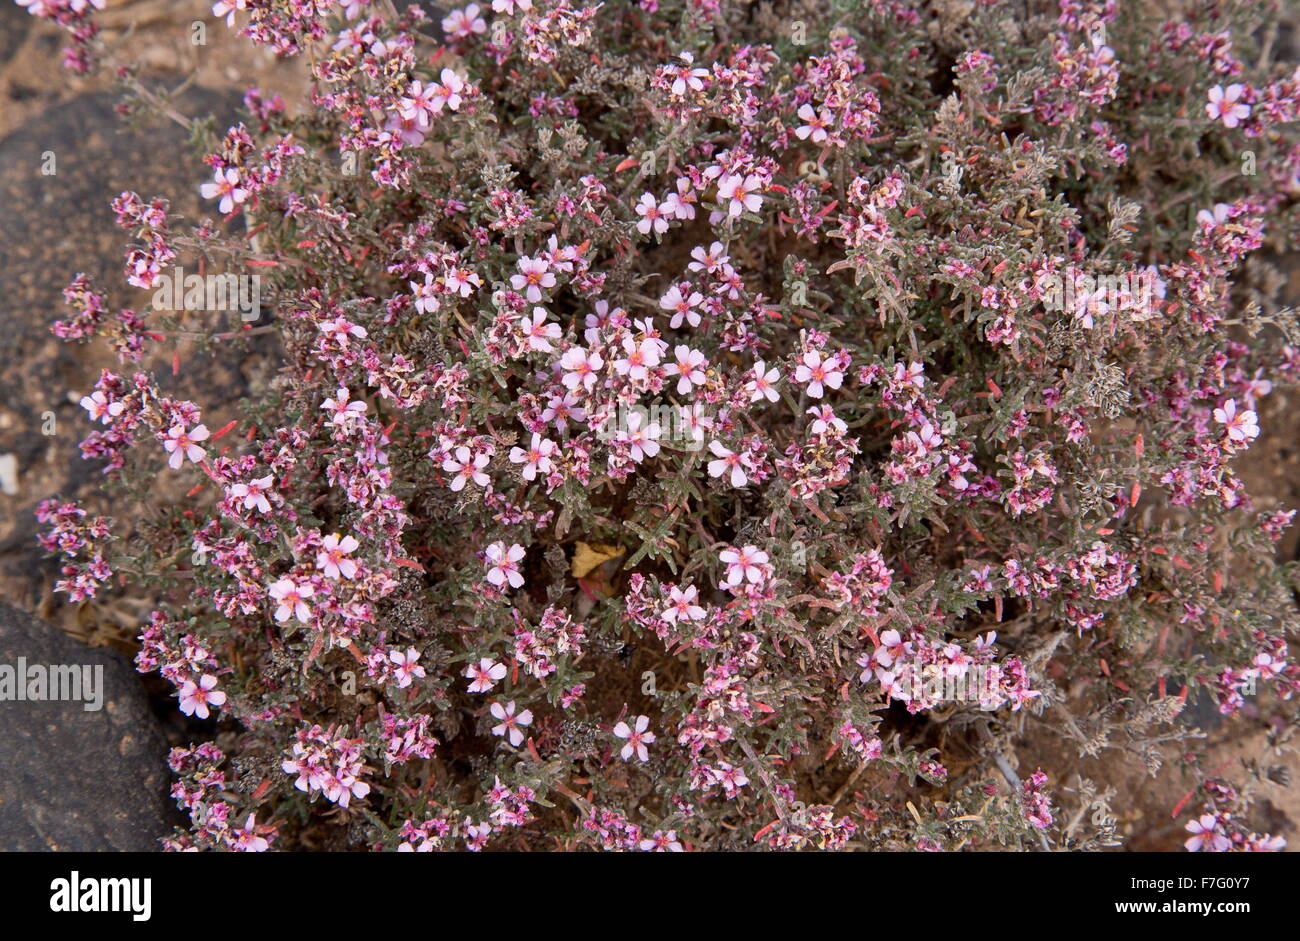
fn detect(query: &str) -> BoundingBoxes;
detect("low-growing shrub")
[28,0,1300,851]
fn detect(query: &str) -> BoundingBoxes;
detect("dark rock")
[0,4,31,69]
[0,601,174,850]
[0,85,261,607]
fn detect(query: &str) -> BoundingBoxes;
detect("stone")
[0,601,175,850]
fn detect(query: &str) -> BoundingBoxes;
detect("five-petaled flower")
[490,700,533,746]
[485,541,526,589]
[317,533,360,579]
[613,714,656,762]
[178,674,226,719]
[465,657,507,693]
[269,576,314,623]
[720,544,770,586]
[163,423,209,469]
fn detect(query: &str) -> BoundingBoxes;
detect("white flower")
[561,345,603,392]
[79,390,123,424]
[635,192,670,235]
[200,167,247,214]
[322,387,367,427]
[794,103,832,143]
[510,256,555,303]
[659,284,703,329]
[230,474,275,514]
[1213,398,1259,442]
[617,411,661,463]
[178,674,226,720]
[442,3,487,38]
[807,405,846,436]
[390,648,426,688]
[614,336,662,382]
[519,307,561,352]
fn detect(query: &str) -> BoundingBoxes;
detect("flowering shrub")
[29,0,1300,851]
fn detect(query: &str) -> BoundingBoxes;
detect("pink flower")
[1185,814,1231,852]
[269,577,314,623]
[807,405,846,435]
[79,390,124,424]
[490,700,533,746]
[178,674,226,719]
[316,533,360,579]
[662,584,706,624]
[639,830,683,851]
[635,192,670,235]
[230,475,274,514]
[510,256,556,303]
[617,411,661,463]
[430,68,467,112]
[660,285,704,329]
[442,3,487,39]
[318,316,368,346]
[509,432,558,481]
[492,0,532,11]
[390,648,426,688]
[322,387,367,427]
[519,307,561,352]
[485,541,526,589]
[162,423,209,469]
[614,336,662,381]
[720,544,769,586]
[708,441,747,487]
[561,345,603,392]
[1196,202,1233,229]
[665,345,707,394]
[465,657,507,693]
[231,814,269,852]
[716,174,763,217]
[746,360,780,403]
[442,446,490,491]
[1213,399,1259,442]
[795,103,832,143]
[793,351,843,398]
[200,167,247,214]
[688,241,729,273]
[668,52,709,96]
[1206,84,1250,129]
[613,714,656,762]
